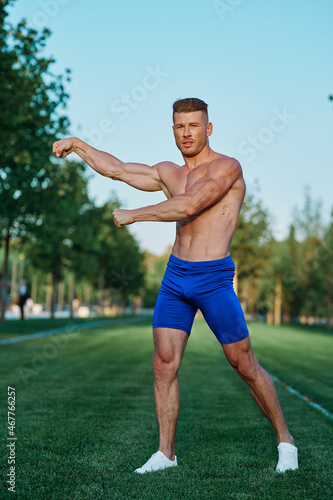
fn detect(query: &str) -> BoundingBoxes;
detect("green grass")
[0,315,141,341]
[0,318,332,499]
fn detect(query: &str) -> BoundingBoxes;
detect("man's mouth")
[182,141,193,147]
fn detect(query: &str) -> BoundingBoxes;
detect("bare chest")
[165,165,207,197]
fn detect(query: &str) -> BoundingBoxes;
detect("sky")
[7,0,333,255]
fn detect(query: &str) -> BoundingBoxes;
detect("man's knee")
[153,349,180,378]
[224,341,260,382]
[234,355,260,382]
[152,328,187,379]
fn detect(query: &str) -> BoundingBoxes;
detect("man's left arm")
[113,158,242,227]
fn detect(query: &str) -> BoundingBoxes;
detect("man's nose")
[183,126,191,137]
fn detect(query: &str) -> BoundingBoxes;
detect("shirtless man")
[53,97,298,474]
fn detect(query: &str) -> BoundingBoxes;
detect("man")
[53,97,298,474]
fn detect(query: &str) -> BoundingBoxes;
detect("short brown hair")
[173,97,209,123]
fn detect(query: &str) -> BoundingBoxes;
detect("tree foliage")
[0,0,71,320]
[257,189,333,323]
[0,1,70,234]
[22,161,92,316]
[90,201,145,304]
[230,188,272,312]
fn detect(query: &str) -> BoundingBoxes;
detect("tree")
[257,231,302,323]
[90,201,145,308]
[142,248,171,308]
[305,210,333,323]
[65,201,101,316]
[23,161,92,318]
[230,187,272,314]
[289,188,324,318]
[277,227,304,319]
[261,189,329,323]
[0,0,70,321]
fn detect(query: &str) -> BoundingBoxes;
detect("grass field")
[0,317,332,499]
[0,316,145,342]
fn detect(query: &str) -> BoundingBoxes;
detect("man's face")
[173,111,212,158]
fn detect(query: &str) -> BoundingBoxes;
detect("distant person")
[19,279,28,320]
[53,98,298,474]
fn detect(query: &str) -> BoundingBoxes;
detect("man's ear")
[206,122,213,137]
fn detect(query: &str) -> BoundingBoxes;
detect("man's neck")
[182,145,215,170]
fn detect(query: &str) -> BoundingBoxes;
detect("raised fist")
[53,138,74,158]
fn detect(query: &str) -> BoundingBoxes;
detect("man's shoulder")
[208,155,243,178]
[154,160,181,169]
[153,160,183,177]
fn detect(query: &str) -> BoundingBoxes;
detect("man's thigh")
[153,327,189,365]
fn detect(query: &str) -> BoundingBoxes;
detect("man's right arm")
[52,137,163,192]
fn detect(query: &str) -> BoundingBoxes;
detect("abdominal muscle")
[171,200,239,262]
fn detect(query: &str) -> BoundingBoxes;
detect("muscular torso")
[158,154,246,261]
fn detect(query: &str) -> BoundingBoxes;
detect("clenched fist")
[113,209,134,228]
[53,138,74,158]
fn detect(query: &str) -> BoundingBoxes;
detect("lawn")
[0,317,332,499]
[0,315,147,342]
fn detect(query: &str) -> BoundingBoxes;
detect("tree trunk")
[84,285,90,308]
[45,273,53,315]
[274,277,282,326]
[51,272,60,319]
[58,282,64,313]
[10,259,18,306]
[50,273,58,319]
[266,311,274,325]
[282,297,290,324]
[31,279,37,303]
[69,274,75,318]
[0,229,10,323]
[18,254,25,283]
[98,270,104,316]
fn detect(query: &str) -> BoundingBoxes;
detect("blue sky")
[8,0,333,255]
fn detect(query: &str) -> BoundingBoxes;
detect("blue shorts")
[153,254,249,344]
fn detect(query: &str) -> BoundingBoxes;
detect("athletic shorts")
[153,254,249,344]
